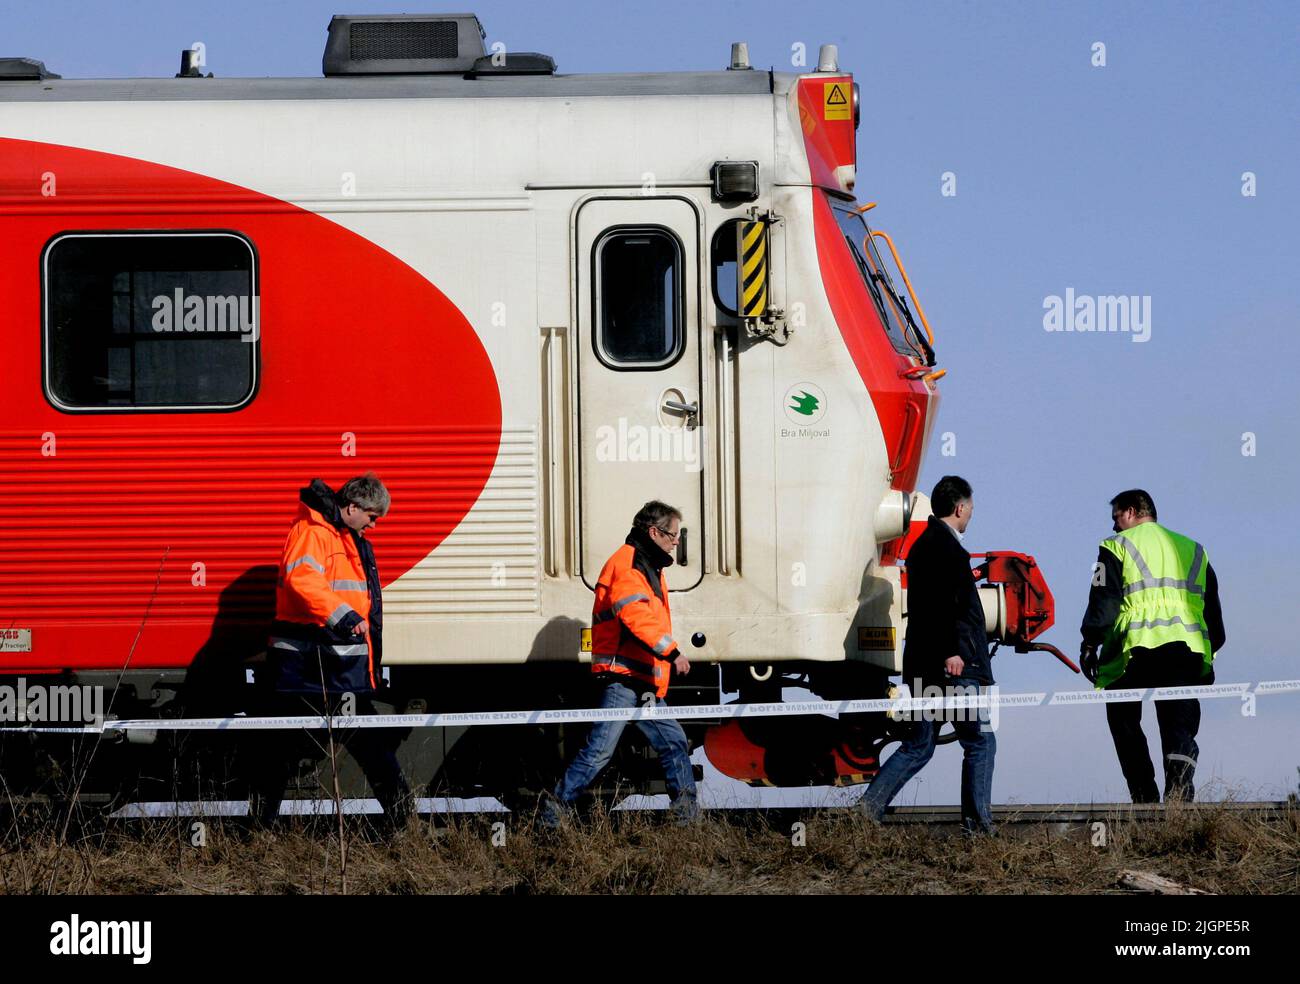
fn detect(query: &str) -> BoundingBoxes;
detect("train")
[0,13,1075,811]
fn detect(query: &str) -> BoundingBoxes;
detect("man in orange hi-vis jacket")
[249,474,411,829]
[541,500,699,827]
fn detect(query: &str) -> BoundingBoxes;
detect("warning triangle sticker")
[823,81,852,120]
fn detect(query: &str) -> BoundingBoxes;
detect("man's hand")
[1080,642,1099,684]
[673,653,691,675]
[944,655,964,677]
[352,621,368,637]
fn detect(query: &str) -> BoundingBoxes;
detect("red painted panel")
[809,189,932,492]
[0,138,501,671]
[795,75,857,192]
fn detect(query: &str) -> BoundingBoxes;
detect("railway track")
[877,801,1291,826]
[42,798,1292,827]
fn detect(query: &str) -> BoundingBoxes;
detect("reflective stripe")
[1184,542,1205,596]
[327,604,355,628]
[1166,753,1197,766]
[1111,533,1204,596]
[1126,616,1207,636]
[330,579,368,593]
[593,652,657,676]
[653,634,674,655]
[328,643,369,657]
[593,593,650,625]
[285,555,325,576]
[1109,533,1156,587]
[1121,577,1193,596]
[269,636,312,653]
[611,593,649,615]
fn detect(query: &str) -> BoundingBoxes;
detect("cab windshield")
[830,201,934,364]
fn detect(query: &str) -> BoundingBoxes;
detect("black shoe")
[248,791,283,828]
[538,792,575,831]
[374,782,414,830]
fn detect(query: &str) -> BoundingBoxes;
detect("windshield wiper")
[881,278,935,366]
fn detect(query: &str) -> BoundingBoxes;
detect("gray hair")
[633,500,682,530]
[338,472,391,516]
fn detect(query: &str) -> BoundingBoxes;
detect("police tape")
[3,679,1297,734]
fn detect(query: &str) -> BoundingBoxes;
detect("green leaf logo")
[789,390,820,416]
[782,382,828,427]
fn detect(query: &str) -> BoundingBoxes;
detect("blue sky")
[8,0,1298,805]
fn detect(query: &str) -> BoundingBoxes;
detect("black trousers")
[248,693,411,825]
[1104,644,1212,803]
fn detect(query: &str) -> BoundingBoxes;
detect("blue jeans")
[550,679,697,816]
[858,678,997,833]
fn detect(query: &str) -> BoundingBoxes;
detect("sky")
[6,0,1298,807]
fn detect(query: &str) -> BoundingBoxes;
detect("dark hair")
[930,475,973,519]
[633,500,682,531]
[1110,489,1156,521]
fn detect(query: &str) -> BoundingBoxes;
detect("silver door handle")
[664,399,699,420]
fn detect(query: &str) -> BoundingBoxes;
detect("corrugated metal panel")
[0,424,505,623]
[384,426,539,615]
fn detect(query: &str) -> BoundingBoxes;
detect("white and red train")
[0,14,1072,803]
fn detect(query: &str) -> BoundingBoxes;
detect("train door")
[575,196,704,590]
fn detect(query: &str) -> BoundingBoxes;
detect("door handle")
[676,527,688,567]
[663,399,699,427]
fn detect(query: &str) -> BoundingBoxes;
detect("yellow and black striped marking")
[739,219,768,317]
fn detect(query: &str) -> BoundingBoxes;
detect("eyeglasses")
[652,525,681,544]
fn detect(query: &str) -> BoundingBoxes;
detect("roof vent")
[0,57,60,81]
[323,13,487,76]
[176,49,212,78]
[465,52,556,77]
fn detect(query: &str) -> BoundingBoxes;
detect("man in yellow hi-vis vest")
[1080,490,1225,802]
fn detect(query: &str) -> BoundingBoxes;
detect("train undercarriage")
[0,658,914,819]
[0,550,1076,818]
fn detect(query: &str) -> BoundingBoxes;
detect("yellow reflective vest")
[1096,521,1213,688]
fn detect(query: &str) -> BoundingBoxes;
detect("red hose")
[1022,641,1080,674]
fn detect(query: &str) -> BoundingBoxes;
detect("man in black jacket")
[857,475,996,833]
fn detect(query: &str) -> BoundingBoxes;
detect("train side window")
[593,227,683,369]
[711,220,740,317]
[42,232,258,411]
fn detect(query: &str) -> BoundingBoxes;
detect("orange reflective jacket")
[270,486,376,694]
[590,543,677,698]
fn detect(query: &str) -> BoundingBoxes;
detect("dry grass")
[1,801,1296,895]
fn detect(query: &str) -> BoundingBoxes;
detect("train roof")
[0,14,835,105]
[0,69,789,103]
